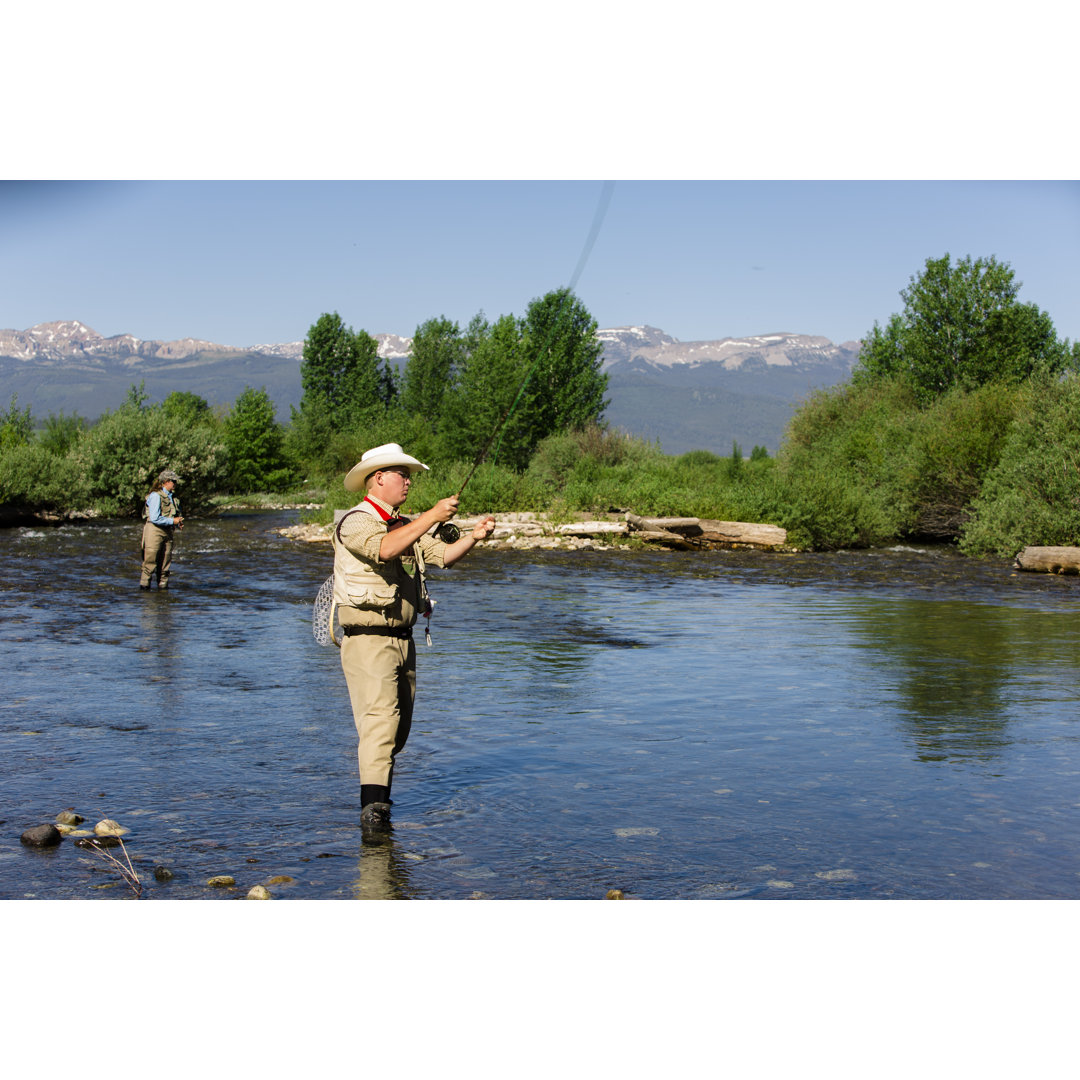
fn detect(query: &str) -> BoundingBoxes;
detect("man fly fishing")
[332,443,495,833]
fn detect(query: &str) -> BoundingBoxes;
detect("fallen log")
[627,528,701,550]
[626,513,787,550]
[557,520,630,537]
[1013,546,1080,574]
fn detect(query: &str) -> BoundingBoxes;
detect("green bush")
[72,402,228,516]
[222,387,293,494]
[772,379,920,547]
[0,443,85,511]
[0,394,33,452]
[37,412,88,457]
[960,375,1080,557]
[904,382,1018,538]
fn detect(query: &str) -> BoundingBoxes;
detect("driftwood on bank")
[625,514,788,550]
[278,510,788,551]
[1013,546,1080,574]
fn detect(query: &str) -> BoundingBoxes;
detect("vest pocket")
[347,583,399,610]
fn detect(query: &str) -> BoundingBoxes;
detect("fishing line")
[459,180,616,504]
[313,182,616,647]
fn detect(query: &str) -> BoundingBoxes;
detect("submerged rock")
[207,875,236,888]
[56,811,84,826]
[76,835,121,849]
[153,866,174,882]
[21,824,63,847]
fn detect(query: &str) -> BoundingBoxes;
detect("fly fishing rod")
[455,180,617,506]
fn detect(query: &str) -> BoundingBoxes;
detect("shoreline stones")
[207,875,236,888]
[246,885,272,900]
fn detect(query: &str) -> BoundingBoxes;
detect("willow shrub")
[72,404,228,516]
[771,378,921,548]
[903,381,1018,538]
[0,443,85,512]
[960,375,1080,557]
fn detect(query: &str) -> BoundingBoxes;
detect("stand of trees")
[3,265,1077,558]
[776,254,1080,554]
[0,288,609,519]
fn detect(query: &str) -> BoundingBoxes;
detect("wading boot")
[360,802,392,832]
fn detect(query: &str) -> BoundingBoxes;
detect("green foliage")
[855,254,1076,404]
[400,316,464,429]
[514,288,608,453]
[774,379,923,547]
[294,313,386,463]
[960,375,1080,557]
[71,390,228,516]
[0,394,33,452]
[439,313,527,465]
[0,443,84,511]
[161,391,215,428]
[678,449,723,467]
[903,382,1018,537]
[436,291,608,471]
[528,424,645,490]
[38,411,88,457]
[222,386,293,493]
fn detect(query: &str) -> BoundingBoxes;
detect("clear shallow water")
[2,512,1079,900]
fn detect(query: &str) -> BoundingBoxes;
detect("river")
[2,510,1079,900]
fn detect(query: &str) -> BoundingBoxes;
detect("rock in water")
[246,885,272,900]
[153,866,174,882]
[21,824,63,847]
[56,811,84,826]
[94,819,129,837]
[207,876,236,888]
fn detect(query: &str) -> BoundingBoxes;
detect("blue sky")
[2,179,1077,349]
[3,7,1077,356]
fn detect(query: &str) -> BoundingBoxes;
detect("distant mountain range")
[0,320,861,455]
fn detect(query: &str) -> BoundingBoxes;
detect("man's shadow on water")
[352,831,415,900]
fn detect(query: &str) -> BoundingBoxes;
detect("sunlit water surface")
[3,512,1079,900]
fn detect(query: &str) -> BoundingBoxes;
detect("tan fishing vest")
[144,487,179,524]
[332,501,429,618]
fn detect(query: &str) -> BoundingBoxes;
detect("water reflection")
[352,833,415,900]
[849,598,1079,763]
[3,518,1080,899]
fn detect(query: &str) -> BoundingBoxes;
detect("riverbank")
[274,510,794,553]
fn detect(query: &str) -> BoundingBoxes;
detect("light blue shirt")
[146,490,180,526]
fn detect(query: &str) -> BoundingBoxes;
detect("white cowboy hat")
[344,443,429,492]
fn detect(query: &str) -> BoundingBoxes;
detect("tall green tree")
[516,287,608,440]
[440,313,528,465]
[223,386,291,493]
[855,254,1076,403]
[0,393,33,452]
[161,390,215,428]
[439,290,608,470]
[298,312,382,429]
[400,316,465,429]
[292,312,385,469]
